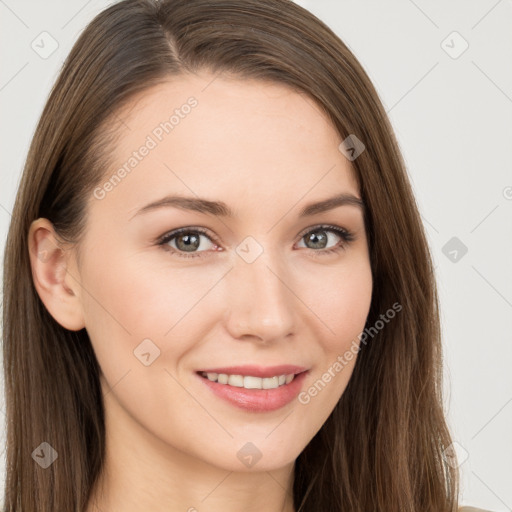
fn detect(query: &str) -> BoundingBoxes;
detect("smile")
[196,367,309,412]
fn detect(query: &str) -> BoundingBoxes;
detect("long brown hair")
[2,0,459,510]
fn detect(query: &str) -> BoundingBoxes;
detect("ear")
[27,218,85,331]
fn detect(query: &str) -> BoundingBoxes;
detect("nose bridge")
[224,245,296,342]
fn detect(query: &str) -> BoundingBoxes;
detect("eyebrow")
[129,192,364,220]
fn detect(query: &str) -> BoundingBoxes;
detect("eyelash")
[156,224,355,260]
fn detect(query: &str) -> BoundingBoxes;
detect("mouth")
[194,365,310,412]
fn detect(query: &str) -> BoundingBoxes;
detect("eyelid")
[296,223,352,240]
[156,226,220,249]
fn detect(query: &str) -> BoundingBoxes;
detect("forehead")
[90,72,360,223]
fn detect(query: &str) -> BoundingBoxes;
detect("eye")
[157,227,219,259]
[296,224,355,257]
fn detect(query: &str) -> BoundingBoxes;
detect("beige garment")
[459,507,493,512]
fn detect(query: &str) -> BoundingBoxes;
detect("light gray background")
[1,0,511,510]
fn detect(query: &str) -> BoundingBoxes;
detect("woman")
[1,0,487,510]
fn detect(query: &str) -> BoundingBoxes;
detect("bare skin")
[28,72,372,512]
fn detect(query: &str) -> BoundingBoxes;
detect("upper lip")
[196,365,308,378]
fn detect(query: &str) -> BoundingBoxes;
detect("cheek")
[80,259,167,339]
[297,262,372,428]
[79,250,227,374]
[310,258,373,349]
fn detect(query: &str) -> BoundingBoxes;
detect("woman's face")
[64,73,372,472]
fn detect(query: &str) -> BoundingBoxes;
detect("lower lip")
[197,371,309,412]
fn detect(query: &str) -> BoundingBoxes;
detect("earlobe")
[27,218,85,331]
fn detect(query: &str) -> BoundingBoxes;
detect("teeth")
[203,371,296,389]
[217,373,228,384]
[228,374,244,387]
[244,375,264,389]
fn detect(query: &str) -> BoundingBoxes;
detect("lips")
[195,364,310,412]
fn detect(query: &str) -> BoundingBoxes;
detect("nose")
[223,249,297,344]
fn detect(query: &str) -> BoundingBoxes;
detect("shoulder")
[459,507,494,512]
